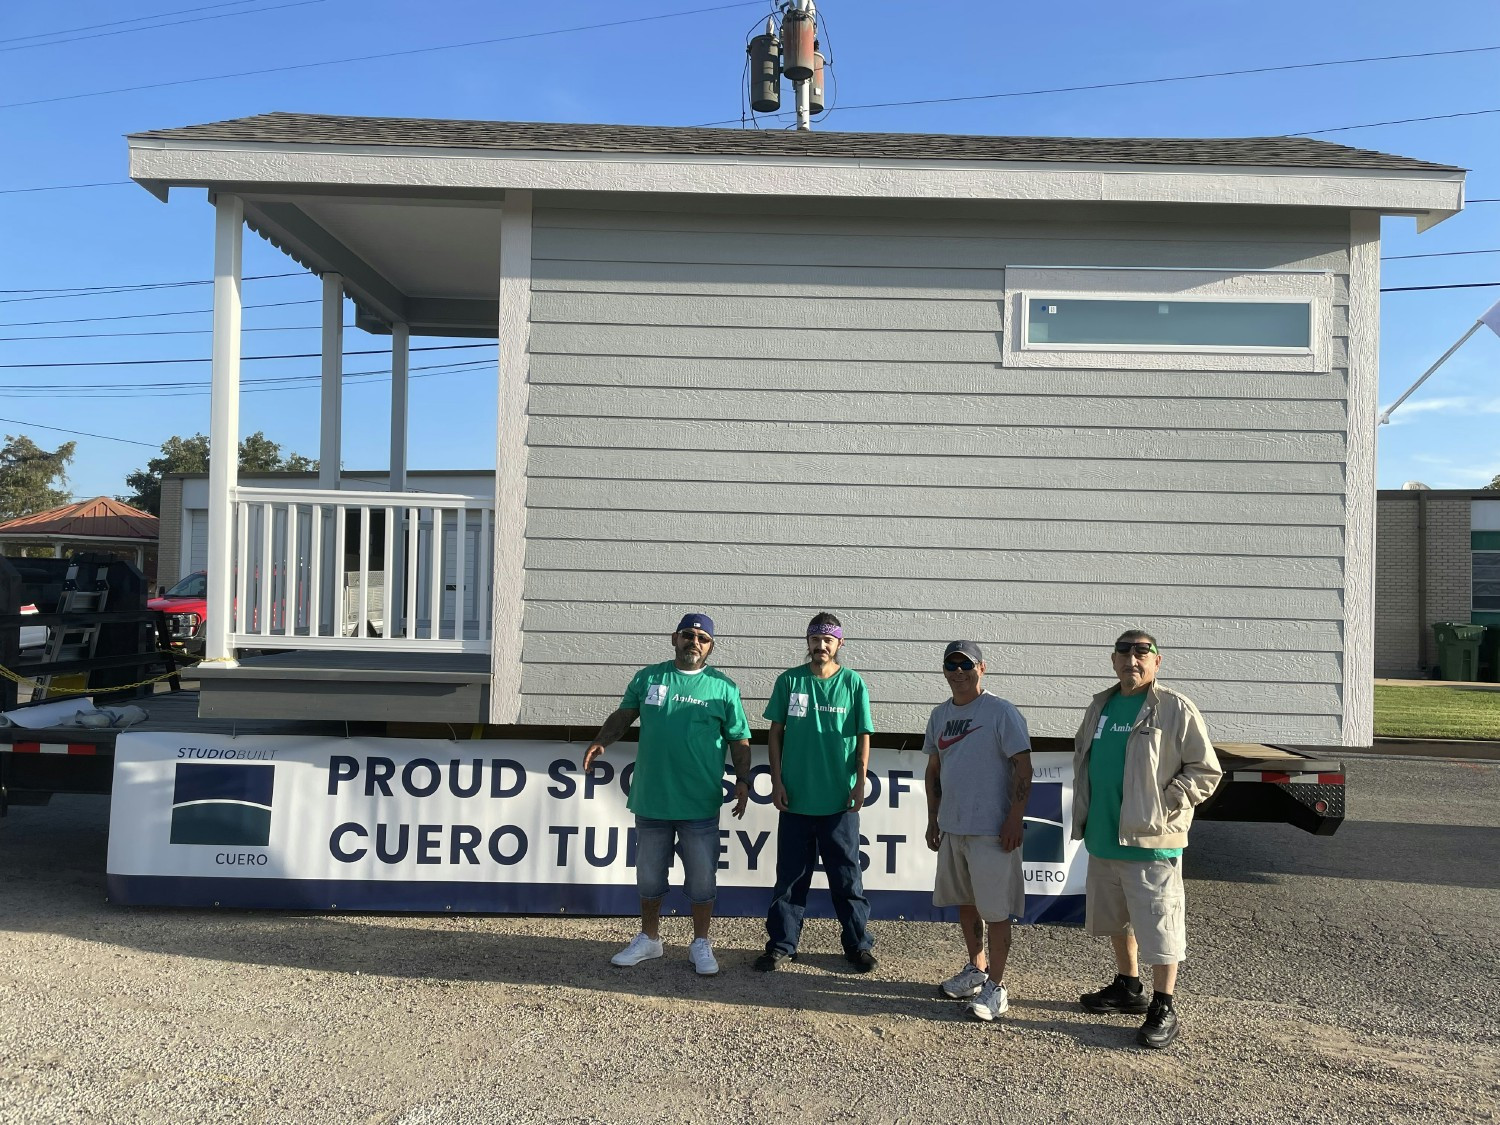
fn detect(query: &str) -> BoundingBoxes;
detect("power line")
[1382,249,1500,261]
[0,415,157,447]
[0,323,334,343]
[0,298,318,329]
[1381,281,1500,292]
[0,271,302,300]
[0,358,495,397]
[0,0,272,45]
[0,181,131,195]
[0,342,494,369]
[1,0,325,54]
[1290,107,1500,136]
[696,43,1500,126]
[0,2,764,111]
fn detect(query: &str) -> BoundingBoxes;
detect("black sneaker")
[1080,974,1150,1014]
[845,949,878,973]
[1137,998,1180,1049]
[753,949,795,972]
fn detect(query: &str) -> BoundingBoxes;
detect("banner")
[107,733,1086,924]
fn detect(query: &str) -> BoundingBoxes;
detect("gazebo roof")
[0,497,158,542]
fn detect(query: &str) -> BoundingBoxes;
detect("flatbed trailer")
[2,696,1346,835]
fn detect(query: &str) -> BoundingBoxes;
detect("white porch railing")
[230,486,494,653]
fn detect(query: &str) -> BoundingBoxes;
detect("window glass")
[167,572,207,598]
[1027,298,1311,348]
[1474,552,1500,612]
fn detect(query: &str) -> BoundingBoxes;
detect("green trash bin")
[1432,622,1485,681]
[1479,625,1500,684]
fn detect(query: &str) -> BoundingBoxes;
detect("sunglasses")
[678,631,712,644]
[942,658,976,672]
[1114,642,1158,656]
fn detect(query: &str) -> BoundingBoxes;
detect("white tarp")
[107,732,1086,923]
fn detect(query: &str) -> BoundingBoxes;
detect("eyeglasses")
[943,658,976,672]
[1113,642,1158,656]
[678,631,712,644]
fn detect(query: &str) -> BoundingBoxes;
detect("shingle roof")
[0,497,158,541]
[130,112,1461,173]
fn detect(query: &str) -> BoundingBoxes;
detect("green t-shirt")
[763,664,875,816]
[1084,690,1184,862]
[621,661,751,821]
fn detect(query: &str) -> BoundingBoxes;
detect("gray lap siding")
[516,199,1352,743]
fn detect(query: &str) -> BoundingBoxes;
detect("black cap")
[944,640,983,663]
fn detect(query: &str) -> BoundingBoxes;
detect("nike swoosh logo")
[937,728,978,750]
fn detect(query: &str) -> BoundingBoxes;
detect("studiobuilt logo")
[1021,782,1066,864]
[170,763,275,846]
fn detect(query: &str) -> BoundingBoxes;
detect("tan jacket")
[1069,681,1222,851]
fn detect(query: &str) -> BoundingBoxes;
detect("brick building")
[1375,488,1500,676]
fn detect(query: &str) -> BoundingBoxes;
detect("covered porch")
[130,117,532,722]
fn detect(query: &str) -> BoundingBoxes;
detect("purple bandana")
[807,623,843,640]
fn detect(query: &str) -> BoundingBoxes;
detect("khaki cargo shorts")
[933,832,1026,923]
[1085,855,1186,965]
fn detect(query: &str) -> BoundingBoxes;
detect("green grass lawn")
[1373,685,1500,740]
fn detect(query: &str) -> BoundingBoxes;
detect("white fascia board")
[128,137,1465,220]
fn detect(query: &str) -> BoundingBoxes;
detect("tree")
[1488,473,1500,490]
[119,432,317,515]
[0,435,76,521]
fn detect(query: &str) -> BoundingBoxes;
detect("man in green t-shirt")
[1070,629,1222,1049]
[754,612,877,973]
[584,612,752,976]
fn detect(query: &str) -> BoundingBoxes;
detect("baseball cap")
[676,613,715,637]
[944,639,983,663]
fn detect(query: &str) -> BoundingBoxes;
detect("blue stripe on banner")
[107,874,1083,925]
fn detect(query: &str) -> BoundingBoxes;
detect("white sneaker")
[688,937,719,976]
[611,933,664,967]
[940,961,989,999]
[969,980,1009,1022]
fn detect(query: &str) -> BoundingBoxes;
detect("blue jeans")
[765,809,872,956]
[635,816,719,905]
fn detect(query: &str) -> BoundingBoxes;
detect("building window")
[1026,298,1312,350]
[1475,553,1500,613]
[1002,266,1333,372]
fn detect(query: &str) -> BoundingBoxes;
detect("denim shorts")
[635,815,720,904]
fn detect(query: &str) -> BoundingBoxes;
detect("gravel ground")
[2,756,1497,1124]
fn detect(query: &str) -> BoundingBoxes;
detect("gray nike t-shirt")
[923,690,1031,835]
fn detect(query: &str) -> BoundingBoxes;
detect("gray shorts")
[933,833,1025,923]
[1085,855,1186,965]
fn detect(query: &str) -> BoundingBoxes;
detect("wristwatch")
[735,776,750,787]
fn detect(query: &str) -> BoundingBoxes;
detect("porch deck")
[197,650,490,724]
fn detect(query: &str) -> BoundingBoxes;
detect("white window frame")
[1002,266,1335,372]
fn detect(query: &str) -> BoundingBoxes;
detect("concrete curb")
[1365,738,1500,762]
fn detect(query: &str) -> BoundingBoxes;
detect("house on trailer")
[127,114,1465,744]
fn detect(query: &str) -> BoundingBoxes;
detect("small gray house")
[127,114,1465,745]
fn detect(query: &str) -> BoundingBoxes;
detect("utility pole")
[747,0,827,131]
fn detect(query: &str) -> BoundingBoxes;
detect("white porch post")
[319,273,344,491]
[491,190,532,724]
[388,321,410,637]
[389,321,409,493]
[205,194,243,667]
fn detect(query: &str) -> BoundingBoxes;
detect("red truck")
[147,571,207,657]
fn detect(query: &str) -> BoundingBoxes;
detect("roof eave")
[127,136,1467,224]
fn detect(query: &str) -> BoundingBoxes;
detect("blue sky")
[3,0,1499,501]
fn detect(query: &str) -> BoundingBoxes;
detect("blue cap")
[676,613,715,637]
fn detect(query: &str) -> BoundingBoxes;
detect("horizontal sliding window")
[1027,298,1311,349]
[1002,266,1333,372]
